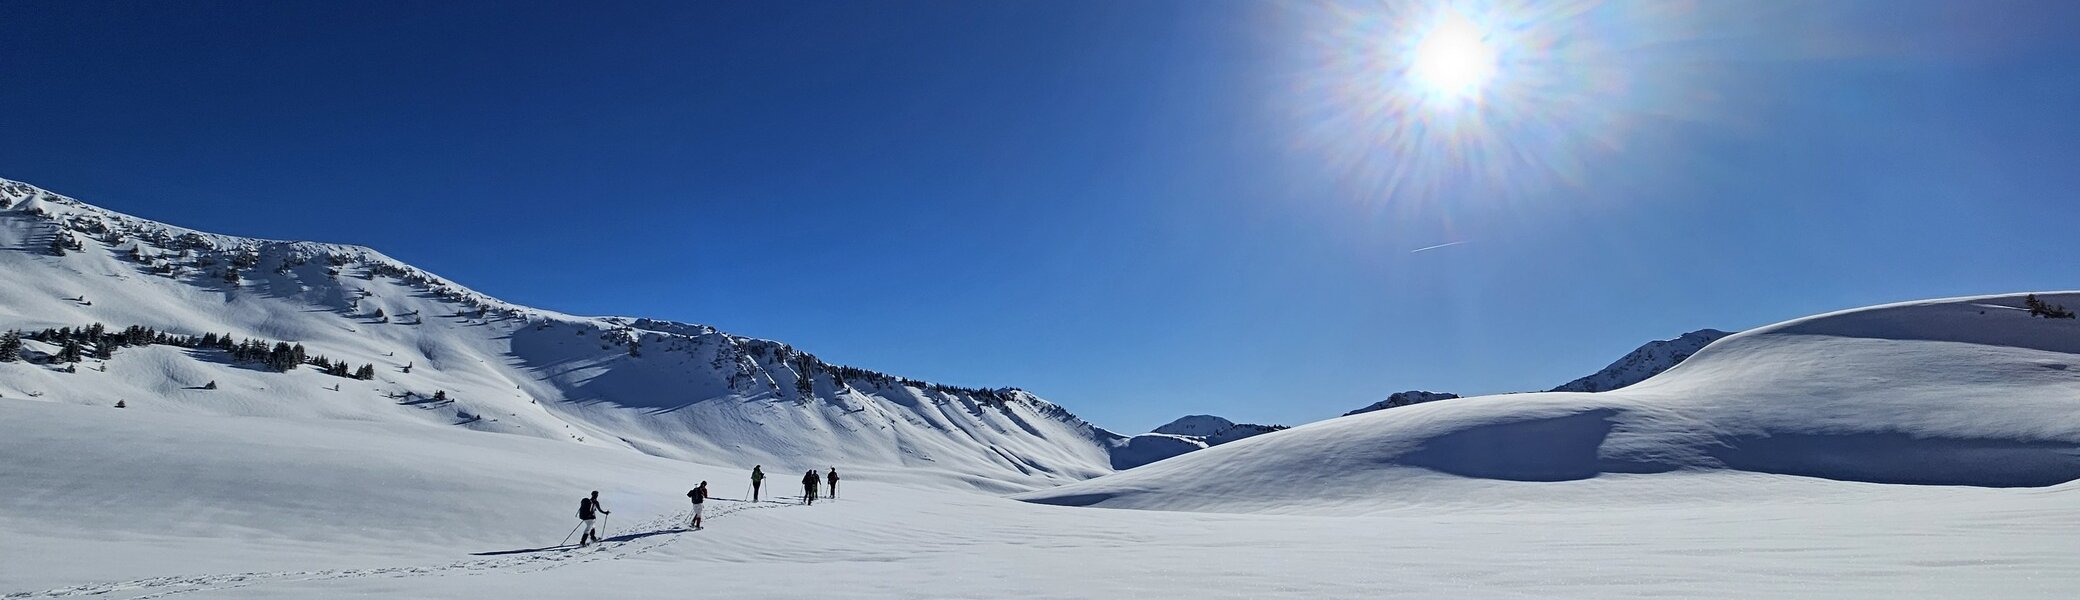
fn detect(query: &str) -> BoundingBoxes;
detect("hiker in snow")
[802,470,820,505]
[687,481,709,530]
[750,465,765,502]
[577,491,610,546]
[826,467,839,500]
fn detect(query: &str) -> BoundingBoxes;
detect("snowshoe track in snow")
[6,499,792,599]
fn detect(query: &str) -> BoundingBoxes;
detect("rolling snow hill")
[1117,329,1733,470]
[1022,293,2080,513]
[0,178,1126,491]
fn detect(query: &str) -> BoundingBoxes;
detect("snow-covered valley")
[6,179,2080,598]
[7,397,2077,599]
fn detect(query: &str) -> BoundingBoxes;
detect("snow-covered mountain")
[1549,328,1732,393]
[1152,414,1285,444]
[1120,329,1739,469]
[0,178,1127,491]
[1343,390,1461,416]
[1151,415,1239,437]
[1109,415,1288,469]
[1338,330,1730,417]
[1022,293,2080,513]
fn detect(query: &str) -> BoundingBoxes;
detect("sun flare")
[1288,0,1692,210]
[1408,11,1497,101]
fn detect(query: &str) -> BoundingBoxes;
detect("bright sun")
[1407,11,1498,102]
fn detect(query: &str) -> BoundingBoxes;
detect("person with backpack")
[802,469,819,505]
[750,465,765,502]
[577,491,610,546]
[826,467,840,500]
[687,481,709,530]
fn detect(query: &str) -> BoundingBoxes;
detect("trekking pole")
[559,522,583,546]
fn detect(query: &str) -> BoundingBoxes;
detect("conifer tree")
[0,330,19,363]
[355,364,375,380]
[59,339,84,363]
[268,342,297,372]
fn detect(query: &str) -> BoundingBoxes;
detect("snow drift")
[1021,293,2080,513]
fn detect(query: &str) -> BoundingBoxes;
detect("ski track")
[6,498,797,599]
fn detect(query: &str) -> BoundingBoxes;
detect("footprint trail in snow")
[6,499,795,599]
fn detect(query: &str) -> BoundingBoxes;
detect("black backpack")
[577,498,595,520]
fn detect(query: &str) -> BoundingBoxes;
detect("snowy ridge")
[0,178,1123,491]
[1152,414,1239,437]
[1549,328,1731,393]
[1022,293,2080,513]
[1338,331,1726,418]
[1343,390,1460,416]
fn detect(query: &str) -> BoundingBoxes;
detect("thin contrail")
[1410,240,1472,254]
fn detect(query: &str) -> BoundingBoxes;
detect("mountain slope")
[1549,328,1731,393]
[1343,390,1460,416]
[1151,415,1240,437]
[1022,293,2080,513]
[0,178,1123,491]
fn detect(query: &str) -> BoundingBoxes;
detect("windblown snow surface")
[6,175,2080,598]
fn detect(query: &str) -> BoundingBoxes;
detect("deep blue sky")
[6,1,2079,432]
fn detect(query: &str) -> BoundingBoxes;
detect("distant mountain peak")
[1152,415,1236,437]
[1344,391,1460,417]
[1111,414,1287,470]
[1549,329,1732,393]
